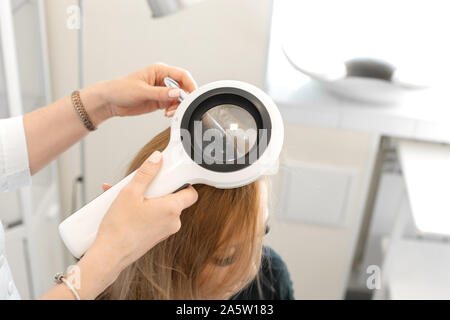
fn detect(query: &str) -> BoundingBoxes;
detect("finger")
[128,151,163,195]
[161,98,180,111]
[102,183,112,192]
[166,101,179,111]
[155,64,197,93]
[160,186,198,213]
[165,106,178,117]
[146,86,182,103]
[165,110,176,118]
[164,98,185,117]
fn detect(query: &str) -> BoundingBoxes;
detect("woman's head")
[101,128,267,299]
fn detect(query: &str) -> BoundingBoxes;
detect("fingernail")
[147,150,162,163]
[166,110,175,117]
[168,88,181,98]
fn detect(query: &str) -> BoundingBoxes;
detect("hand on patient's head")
[93,150,198,272]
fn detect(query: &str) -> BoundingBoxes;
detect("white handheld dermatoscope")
[59,78,284,258]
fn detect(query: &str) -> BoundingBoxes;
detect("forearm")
[40,240,123,300]
[23,84,111,175]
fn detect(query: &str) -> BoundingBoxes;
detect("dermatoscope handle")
[58,143,192,258]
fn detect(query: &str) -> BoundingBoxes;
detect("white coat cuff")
[0,116,31,192]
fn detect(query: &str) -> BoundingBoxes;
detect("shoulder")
[232,246,295,300]
[260,246,294,299]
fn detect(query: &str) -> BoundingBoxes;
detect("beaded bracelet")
[71,90,97,131]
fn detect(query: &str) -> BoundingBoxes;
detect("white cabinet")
[0,0,65,299]
[279,159,358,227]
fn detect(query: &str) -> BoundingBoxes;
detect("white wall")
[44,0,373,299]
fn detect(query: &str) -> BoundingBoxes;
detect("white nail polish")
[168,89,181,98]
[147,151,162,163]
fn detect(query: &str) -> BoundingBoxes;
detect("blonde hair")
[99,128,264,299]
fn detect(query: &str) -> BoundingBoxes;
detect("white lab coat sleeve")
[0,116,31,192]
[0,220,21,300]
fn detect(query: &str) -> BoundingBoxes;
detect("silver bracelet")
[54,272,81,300]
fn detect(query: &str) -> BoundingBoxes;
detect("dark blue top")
[231,246,295,300]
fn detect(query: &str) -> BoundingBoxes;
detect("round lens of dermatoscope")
[181,88,272,172]
[201,104,258,162]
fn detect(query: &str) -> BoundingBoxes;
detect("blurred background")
[1,0,450,299]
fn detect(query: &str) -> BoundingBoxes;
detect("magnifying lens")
[59,78,284,258]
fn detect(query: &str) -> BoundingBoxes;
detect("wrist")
[87,237,125,278]
[75,239,124,299]
[79,83,113,127]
